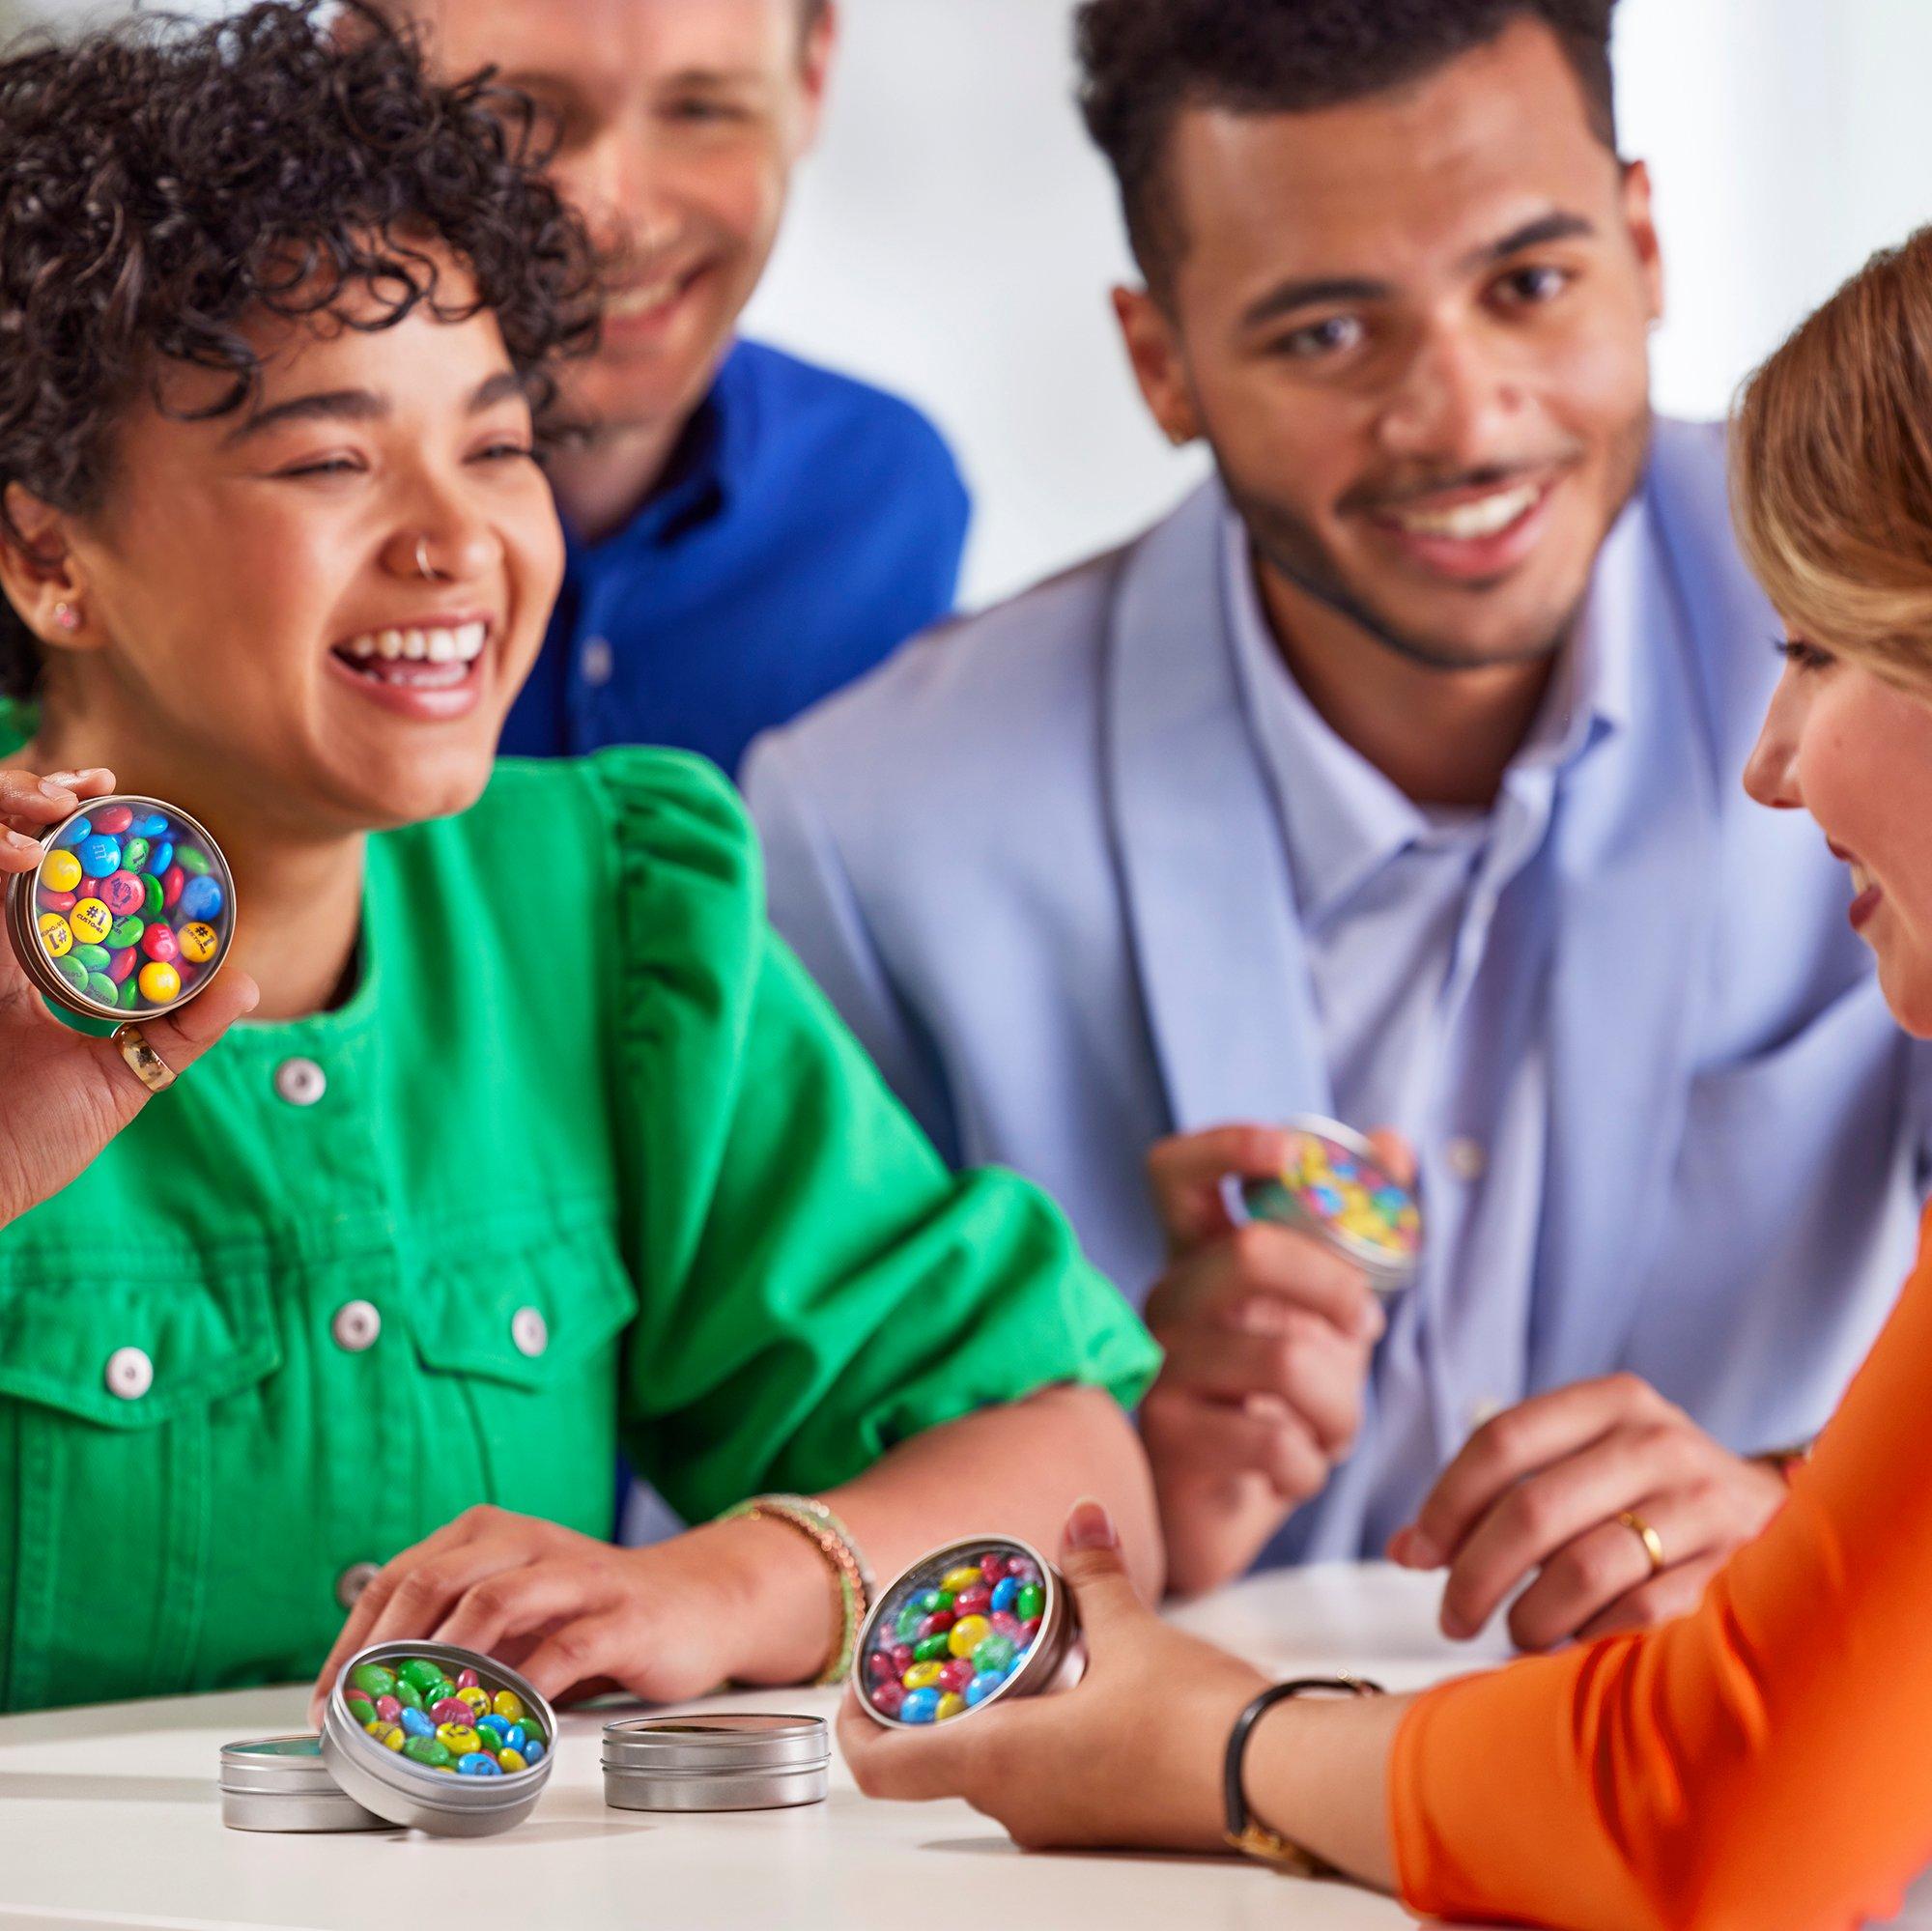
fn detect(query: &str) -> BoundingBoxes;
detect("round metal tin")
[856,1535,1084,1729]
[602,1714,830,1812]
[218,1736,389,1833]
[320,1640,557,1836]
[1237,1115,1423,1295]
[5,793,237,1024]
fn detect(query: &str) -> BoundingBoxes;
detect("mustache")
[1340,454,1581,518]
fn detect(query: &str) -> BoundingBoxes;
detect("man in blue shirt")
[746,0,1932,1647]
[398,0,969,773]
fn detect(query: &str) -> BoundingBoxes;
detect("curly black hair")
[0,0,600,700]
[1077,0,1621,296]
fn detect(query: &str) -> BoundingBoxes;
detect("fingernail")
[39,776,74,799]
[1405,1532,1441,1569]
[1064,1496,1119,1550]
[3,829,42,855]
[1361,1303,1386,1343]
[1440,1607,1472,1641]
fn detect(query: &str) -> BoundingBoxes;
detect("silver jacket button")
[331,1300,382,1353]
[104,1346,154,1401]
[335,1561,382,1609]
[1445,1136,1488,1182]
[274,1058,327,1107]
[511,1306,549,1359]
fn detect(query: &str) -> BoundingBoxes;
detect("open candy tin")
[1238,1116,1423,1296]
[316,1639,557,1835]
[602,1713,830,1812]
[5,794,235,1022]
[856,1535,1083,1728]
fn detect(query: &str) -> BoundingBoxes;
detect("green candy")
[84,972,118,1005]
[344,1691,377,1724]
[912,1633,952,1664]
[117,976,142,1010]
[972,1633,1017,1674]
[53,955,88,992]
[121,838,150,871]
[177,847,211,876]
[108,916,144,949]
[349,1662,397,1699]
[394,1679,424,1712]
[71,944,110,971]
[142,874,164,917]
[521,1719,545,1747]
[895,1606,923,1642]
[397,1658,447,1695]
[402,1736,453,1769]
[1015,1582,1043,1622]
[912,1589,951,1615]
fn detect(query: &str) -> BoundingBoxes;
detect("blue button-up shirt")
[502,339,971,775]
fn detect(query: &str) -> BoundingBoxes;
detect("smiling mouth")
[605,265,707,323]
[1378,482,1547,542]
[332,621,488,689]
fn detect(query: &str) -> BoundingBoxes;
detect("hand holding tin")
[1137,1122,1410,1597]
[0,763,257,1228]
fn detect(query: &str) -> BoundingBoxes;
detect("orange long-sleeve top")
[1390,1204,1932,1931]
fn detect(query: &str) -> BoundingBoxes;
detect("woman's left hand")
[838,1500,1268,1853]
[307,1504,820,1725]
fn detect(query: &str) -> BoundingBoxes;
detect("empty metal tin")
[602,1713,831,1812]
[320,1639,558,1836]
[218,1736,390,1833]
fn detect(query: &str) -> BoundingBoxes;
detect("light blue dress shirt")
[745,421,1932,1563]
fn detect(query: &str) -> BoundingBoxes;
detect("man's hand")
[1389,1373,1791,1649]
[1139,1124,1401,1597]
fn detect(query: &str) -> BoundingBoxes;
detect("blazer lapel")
[1100,482,1334,1135]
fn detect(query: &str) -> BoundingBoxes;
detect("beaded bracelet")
[717,1493,874,1687]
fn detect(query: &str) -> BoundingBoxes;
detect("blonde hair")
[1732,225,1932,688]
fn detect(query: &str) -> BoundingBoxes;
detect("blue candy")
[399,1707,433,1738]
[179,874,223,923]
[132,813,169,839]
[147,840,173,877]
[523,1739,546,1765]
[53,815,91,849]
[898,1688,942,1725]
[76,834,121,878]
[990,1576,1019,1614]
[501,1723,527,1754]
[477,1714,511,1743]
[964,1671,1004,1707]
[458,1753,504,1776]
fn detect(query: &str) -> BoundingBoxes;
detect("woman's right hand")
[0,765,257,1227]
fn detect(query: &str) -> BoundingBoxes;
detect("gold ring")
[1618,1509,1666,1577]
[112,1022,176,1094]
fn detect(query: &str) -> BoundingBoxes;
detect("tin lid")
[601,1714,830,1775]
[1238,1115,1422,1293]
[218,1735,348,1794]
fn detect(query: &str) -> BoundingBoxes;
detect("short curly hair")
[1077,0,1621,296]
[0,0,600,700]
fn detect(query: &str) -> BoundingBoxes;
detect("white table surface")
[0,1562,1921,1931]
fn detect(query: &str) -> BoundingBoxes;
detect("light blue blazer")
[744,420,1932,1560]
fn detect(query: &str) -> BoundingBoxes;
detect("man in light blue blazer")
[744,0,1930,1647]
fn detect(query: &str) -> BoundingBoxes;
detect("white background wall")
[22,0,1932,607]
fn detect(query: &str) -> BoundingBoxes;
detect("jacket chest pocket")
[0,1251,280,1713]
[399,1219,639,1540]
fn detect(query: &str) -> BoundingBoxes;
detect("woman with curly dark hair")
[0,1,1160,1717]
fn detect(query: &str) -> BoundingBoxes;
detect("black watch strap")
[1223,1675,1385,1874]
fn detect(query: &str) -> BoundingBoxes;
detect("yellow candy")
[497,1748,528,1773]
[70,898,111,945]
[491,1690,525,1721]
[948,1614,992,1659]
[456,1686,491,1714]
[179,921,219,965]
[939,1565,983,1596]
[42,849,81,894]
[37,912,72,958]
[935,1692,966,1721]
[436,1723,482,1756]
[137,961,181,1004]
[901,1661,945,1691]
[365,1720,406,1751]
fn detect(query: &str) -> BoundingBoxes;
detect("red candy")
[938,1660,974,1693]
[980,1554,1009,1584]
[456,1668,479,1690]
[92,805,133,836]
[160,865,185,911]
[100,870,145,917]
[867,1650,896,1684]
[989,1611,1023,1640]
[918,1610,956,1639]
[888,1643,914,1675]
[428,1696,471,1726]
[375,1694,402,1721]
[107,948,137,984]
[869,1682,905,1718]
[141,923,179,964]
[1018,1619,1041,1644]
[952,1586,992,1617]
[37,888,75,914]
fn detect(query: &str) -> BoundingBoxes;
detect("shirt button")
[511,1306,549,1359]
[335,1561,382,1609]
[274,1058,327,1107]
[581,637,614,688]
[1445,1137,1488,1182]
[104,1346,154,1401]
[331,1300,382,1353]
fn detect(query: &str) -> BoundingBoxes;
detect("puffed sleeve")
[585,748,1160,1523]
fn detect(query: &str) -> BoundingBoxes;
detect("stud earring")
[52,602,80,633]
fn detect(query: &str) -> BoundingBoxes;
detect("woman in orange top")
[840,225,1932,1931]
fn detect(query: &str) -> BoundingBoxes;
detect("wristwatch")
[1223,1676,1384,1876]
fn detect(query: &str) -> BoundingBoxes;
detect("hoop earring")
[414,536,449,583]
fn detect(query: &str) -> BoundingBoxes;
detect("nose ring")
[414,536,449,583]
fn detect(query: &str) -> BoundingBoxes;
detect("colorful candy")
[17,798,235,1018]
[341,1655,546,1780]
[1241,1118,1423,1294]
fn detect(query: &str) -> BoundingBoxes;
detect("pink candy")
[428,1696,472,1726]
[375,1694,401,1721]
[456,1668,479,1690]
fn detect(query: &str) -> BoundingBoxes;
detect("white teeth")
[609,279,679,318]
[377,629,403,661]
[1852,862,1875,895]
[426,628,457,664]
[338,621,489,670]
[348,634,377,659]
[455,622,487,662]
[1392,484,1541,542]
[401,629,428,661]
